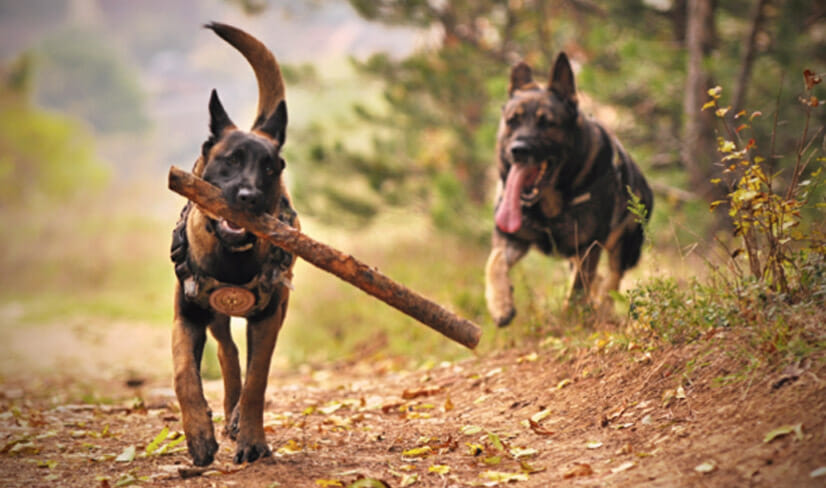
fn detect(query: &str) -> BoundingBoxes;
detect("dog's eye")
[264,157,284,177]
[506,115,520,129]
[537,114,553,128]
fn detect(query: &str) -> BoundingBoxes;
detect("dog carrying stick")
[168,166,482,349]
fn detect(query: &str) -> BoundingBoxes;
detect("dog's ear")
[549,52,578,107]
[508,61,535,96]
[208,89,236,137]
[253,100,287,146]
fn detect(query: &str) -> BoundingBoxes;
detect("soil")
[1,321,825,487]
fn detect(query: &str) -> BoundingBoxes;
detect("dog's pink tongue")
[495,165,530,234]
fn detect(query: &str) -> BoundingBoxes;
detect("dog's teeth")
[220,219,245,233]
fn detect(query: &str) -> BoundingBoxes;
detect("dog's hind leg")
[232,290,289,464]
[208,316,241,439]
[565,245,601,310]
[485,232,529,327]
[172,286,219,466]
[603,223,645,298]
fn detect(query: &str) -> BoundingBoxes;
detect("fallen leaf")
[485,367,503,377]
[443,395,454,412]
[8,441,38,455]
[487,432,505,451]
[402,446,432,458]
[483,456,502,465]
[466,443,484,456]
[763,423,803,443]
[519,460,546,474]
[145,427,170,455]
[585,441,603,449]
[399,473,418,487]
[676,385,687,399]
[479,470,529,483]
[694,461,716,473]
[556,379,572,389]
[517,352,538,363]
[318,402,343,415]
[563,463,593,479]
[114,445,136,463]
[35,459,58,469]
[402,386,444,400]
[661,389,675,408]
[509,447,538,459]
[315,479,344,487]
[810,466,826,478]
[277,439,303,455]
[428,465,450,475]
[347,478,390,488]
[528,419,553,436]
[530,409,551,423]
[611,461,636,473]
[461,425,482,435]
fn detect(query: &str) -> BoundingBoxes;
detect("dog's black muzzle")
[208,183,275,253]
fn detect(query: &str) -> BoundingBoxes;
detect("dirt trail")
[0,321,825,487]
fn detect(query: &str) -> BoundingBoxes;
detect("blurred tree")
[234,0,825,237]
[682,0,718,200]
[35,28,149,134]
[0,54,108,206]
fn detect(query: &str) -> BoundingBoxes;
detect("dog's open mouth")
[495,161,547,234]
[214,218,255,252]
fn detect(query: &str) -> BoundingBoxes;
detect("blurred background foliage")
[0,0,823,376]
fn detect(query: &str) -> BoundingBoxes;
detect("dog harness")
[170,197,296,317]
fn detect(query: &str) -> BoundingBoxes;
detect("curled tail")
[205,22,285,127]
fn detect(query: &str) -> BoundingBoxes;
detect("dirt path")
[1,322,825,487]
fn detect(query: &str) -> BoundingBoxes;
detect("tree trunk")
[681,0,718,201]
[732,0,770,113]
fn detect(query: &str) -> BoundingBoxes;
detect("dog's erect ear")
[508,61,535,96]
[253,100,287,146]
[549,52,578,107]
[208,89,236,137]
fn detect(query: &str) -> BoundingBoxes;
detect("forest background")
[1,0,824,380]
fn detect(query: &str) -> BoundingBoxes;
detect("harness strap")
[170,197,297,317]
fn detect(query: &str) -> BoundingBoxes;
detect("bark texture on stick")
[168,166,482,349]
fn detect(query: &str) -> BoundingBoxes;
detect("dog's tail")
[205,22,285,127]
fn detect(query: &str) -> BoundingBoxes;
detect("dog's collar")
[171,197,297,317]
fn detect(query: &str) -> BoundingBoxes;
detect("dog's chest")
[521,177,618,256]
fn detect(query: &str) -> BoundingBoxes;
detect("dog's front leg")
[172,286,219,466]
[208,317,242,439]
[232,292,288,464]
[485,232,529,327]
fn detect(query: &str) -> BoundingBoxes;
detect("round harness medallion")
[209,286,256,316]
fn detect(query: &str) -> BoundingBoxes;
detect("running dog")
[169,22,297,466]
[485,53,653,327]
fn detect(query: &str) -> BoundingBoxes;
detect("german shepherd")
[485,53,653,327]
[169,23,296,466]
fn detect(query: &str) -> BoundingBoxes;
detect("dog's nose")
[236,187,263,210]
[509,140,532,161]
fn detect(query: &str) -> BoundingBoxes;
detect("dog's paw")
[187,435,219,467]
[493,307,516,328]
[233,440,271,464]
[224,407,240,441]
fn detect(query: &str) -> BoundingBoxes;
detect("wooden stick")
[168,166,482,349]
